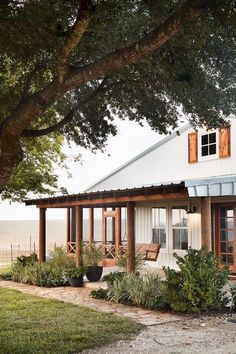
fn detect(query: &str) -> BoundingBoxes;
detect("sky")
[0,119,162,220]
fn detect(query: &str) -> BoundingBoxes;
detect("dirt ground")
[84,314,236,354]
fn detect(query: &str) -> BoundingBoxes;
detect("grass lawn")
[0,287,143,354]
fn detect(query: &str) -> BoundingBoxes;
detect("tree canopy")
[0,0,235,201]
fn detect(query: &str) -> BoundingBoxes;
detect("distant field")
[0,219,125,268]
[0,220,67,247]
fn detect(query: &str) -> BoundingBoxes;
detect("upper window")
[201,132,217,157]
[198,130,218,161]
[152,208,166,248]
[188,127,231,163]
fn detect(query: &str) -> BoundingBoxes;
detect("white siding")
[87,116,236,192]
[135,200,201,269]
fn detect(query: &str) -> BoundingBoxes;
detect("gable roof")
[85,124,191,192]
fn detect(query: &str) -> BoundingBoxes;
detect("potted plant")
[83,242,104,282]
[64,265,86,287]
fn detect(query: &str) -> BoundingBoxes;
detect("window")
[188,127,231,163]
[201,132,217,157]
[152,208,166,248]
[172,206,188,250]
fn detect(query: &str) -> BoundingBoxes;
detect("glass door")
[216,205,236,272]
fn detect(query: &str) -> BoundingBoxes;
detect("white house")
[26,116,236,273]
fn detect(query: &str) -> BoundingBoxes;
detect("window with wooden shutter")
[219,127,231,158]
[188,132,198,163]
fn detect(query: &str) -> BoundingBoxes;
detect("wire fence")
[0,242,63,269]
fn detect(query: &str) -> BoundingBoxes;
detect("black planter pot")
[86,266,103,282]
[68,275,83,287]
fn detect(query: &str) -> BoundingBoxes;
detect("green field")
[0,287,142,354]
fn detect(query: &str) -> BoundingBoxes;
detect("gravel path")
[84,316,236,354]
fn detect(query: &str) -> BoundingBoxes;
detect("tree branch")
[21,78,107,137]
[58,0,94,83]
[65,0,209,89]
[21,62,48,98]
[0,0,209,191]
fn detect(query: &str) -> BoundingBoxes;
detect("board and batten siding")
[86,116,236,192]
[135,200,201,269]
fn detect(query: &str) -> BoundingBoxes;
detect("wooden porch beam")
[102,208,107,256]
[201,197,212,251]
[75,205,83,266]
[39,208,46,262]
[112,208,115,245]
[127,202,135,273]
[88,207,94,243]
[35,191,188,209]
[115,207,121,252]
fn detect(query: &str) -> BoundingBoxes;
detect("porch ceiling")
[24,182,187,208]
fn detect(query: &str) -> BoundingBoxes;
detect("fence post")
[10,244,13,263]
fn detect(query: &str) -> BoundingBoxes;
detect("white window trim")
[151,201,195,255]
[198,129,219,162]
[170,203,190,253]
[152,206,168,251]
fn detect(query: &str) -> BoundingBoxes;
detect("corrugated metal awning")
[185,175,236,197]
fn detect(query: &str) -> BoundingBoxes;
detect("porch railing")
[67,241,127,259]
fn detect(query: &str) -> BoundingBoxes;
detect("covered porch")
[25,182,213,272]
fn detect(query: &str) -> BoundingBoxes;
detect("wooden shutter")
[188,132,198,163]
[219,127,231,158]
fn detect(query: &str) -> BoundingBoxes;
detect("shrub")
[0,272,12,280]
[11,247,75,287]
[163,248,230,313]
[230,283,236,311]
[47,246,73,268]
[21,262,69,287]
[63,265,86,279]
[90,288,109,299]
[102,271,126,286]
[82,243,104,267]
[107,274,130,304]
[108,272,165,309]
[12,253,38,282]
[116,250,144,271]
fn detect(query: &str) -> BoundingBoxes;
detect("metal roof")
[24,182,186,207]
[85,124,191,192]
[185,175,236,197]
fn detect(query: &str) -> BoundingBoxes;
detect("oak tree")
[0,0,235,200]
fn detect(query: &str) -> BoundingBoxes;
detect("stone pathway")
[0,280,184,326]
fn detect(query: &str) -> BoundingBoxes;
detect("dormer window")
[199,131,218,160]
[188,126,231,163]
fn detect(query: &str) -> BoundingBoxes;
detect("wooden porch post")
[115,207,122,253]
[102,208,107,256]
[88,208,94,243]
[66,208,70,254]
[75,205,83,266]
[127,202,135,272]
[112,208,116,245]
[39,208,46,262]
[201,197,212,251]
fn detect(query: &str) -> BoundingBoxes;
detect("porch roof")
[185,175,236,197]
[24,182,187,208]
